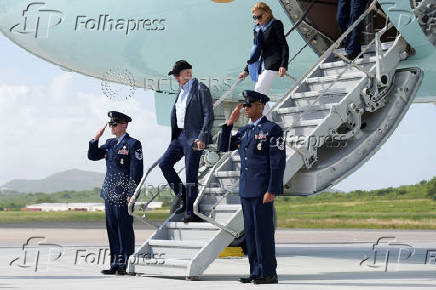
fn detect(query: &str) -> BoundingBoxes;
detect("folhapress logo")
[10,2,63,38]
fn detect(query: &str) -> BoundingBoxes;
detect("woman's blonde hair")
[252,2,274,21]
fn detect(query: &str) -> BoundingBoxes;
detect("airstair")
[127,0,423,279]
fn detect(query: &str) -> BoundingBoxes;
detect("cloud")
[0,72,171,185]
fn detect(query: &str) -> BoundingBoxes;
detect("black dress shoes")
[182,215,203,223]
[101,267,118,275]
[253,275,278,284]
[239,276,259,283]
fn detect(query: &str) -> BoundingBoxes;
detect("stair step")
[215,171,240,178]
[320,55,377,69]
[278,104,333,114]
[146,240,206,259]
[287,119,324,128]
[133,258,190,276]
[149,239,206,248]
[306,72,365,84]
[166,222,220,241]
[293,88,348,99]
[231,155,241,162]
[199,203,241,223]
[334,41,393,55]
[166,222,219,230]
[204,187,238,195]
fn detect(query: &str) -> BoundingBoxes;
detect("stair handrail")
[285,5,395,126]
[266,0,382,118]
[193,151,243,238]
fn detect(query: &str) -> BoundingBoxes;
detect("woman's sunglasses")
[252,14,263,20]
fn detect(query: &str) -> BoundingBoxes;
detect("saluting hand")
[227,104,243,126]
[279,67,286,77]
[94,124,107,141]
[263,192,275,203]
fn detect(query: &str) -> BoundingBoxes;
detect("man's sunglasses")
[252,14,263,20]
[108,121,125,127]
[242,103,253,108]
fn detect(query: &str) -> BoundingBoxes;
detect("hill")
[1,169,105,193]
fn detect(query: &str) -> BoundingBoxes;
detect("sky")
[0,34,436,192]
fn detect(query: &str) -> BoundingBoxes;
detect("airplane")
[1,0,435,279]
[0,0,434,192]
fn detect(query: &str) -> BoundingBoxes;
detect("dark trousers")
[105,201,135,268]
[159,131,202,217]
[241,197,277,277]
[336,0,368,56]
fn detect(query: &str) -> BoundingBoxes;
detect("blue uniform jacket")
[218,116,286,198]
[88,134,144,202]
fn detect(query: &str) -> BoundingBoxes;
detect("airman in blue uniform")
[219,90,286,284]
[88,111,143,275]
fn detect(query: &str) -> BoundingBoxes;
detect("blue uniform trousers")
[336,0,368,56]
[241,196,277,277]
[159,131,202,217]
[105,201,135,268]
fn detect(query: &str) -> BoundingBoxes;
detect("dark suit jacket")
[170,78,214,146]
[245,19,289,73]
[218,116,286,198]
[88,134,144,201]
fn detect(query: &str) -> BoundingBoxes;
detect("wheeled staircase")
[128,1,424,280]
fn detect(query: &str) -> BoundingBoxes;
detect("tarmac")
[1,224,435,289]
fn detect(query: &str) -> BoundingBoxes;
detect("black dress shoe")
[101,267,118,275]
[239,276,259,283]
[253,275,278,284]
[182,215,203,223]
[116,268,127,276]
[174,202,186,214]
[344,53,363,60]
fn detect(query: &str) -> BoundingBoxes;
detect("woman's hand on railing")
[238,71,249,80]
[279,67,286,77]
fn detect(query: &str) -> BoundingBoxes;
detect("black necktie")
[247,124,255,140]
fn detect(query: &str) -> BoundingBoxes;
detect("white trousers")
[255,70,278,119]
[254,69,278,95]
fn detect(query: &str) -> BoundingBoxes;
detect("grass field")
[0,209,169,223]
[1,178,435,229]
[1,198,435,229]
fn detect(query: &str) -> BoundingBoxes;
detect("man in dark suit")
[336,0,368,59]
[88,111,143,275]
[219,90,286,284]
[159,60,214,223]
